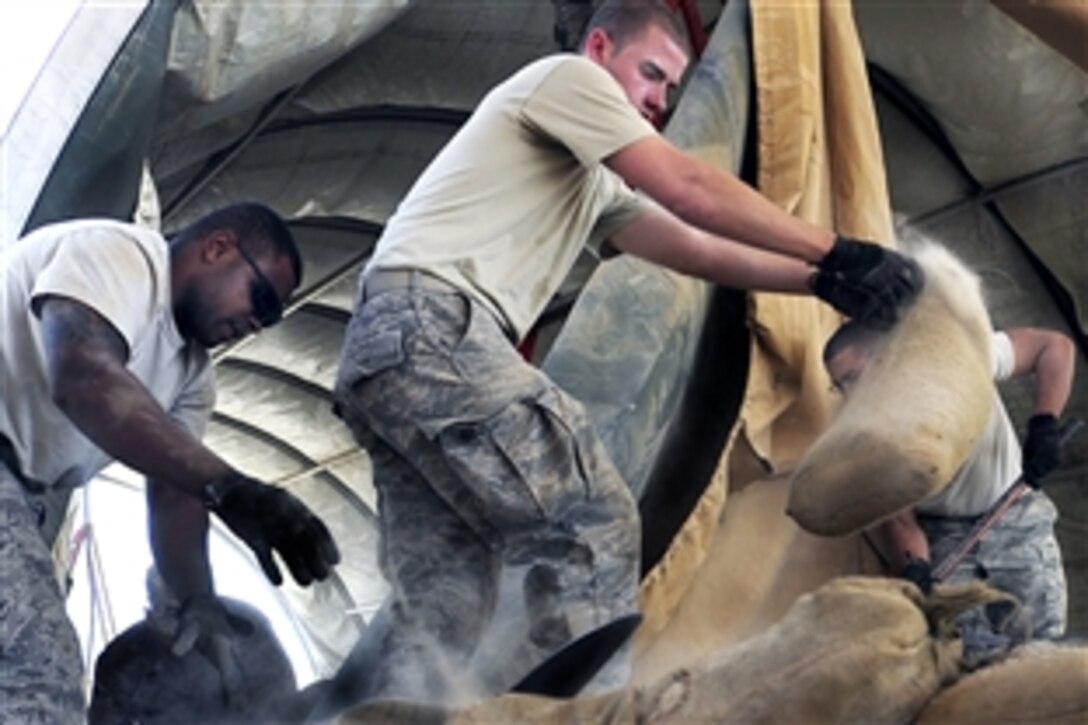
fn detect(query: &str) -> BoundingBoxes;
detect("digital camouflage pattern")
[334,283,640,702]
[0,463,84,723]
[921,489,1066,666]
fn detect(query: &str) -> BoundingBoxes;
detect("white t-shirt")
[1,219,214,489]
[916,332,1020,517]
[368,54,657,341]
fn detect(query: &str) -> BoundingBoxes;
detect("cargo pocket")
[341,329,403,388]
[1032,533,1067,637]
[436,388,586,535]
[333,327,406,424]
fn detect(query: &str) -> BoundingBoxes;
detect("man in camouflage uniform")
[824,321,1075,665]
[332,0,921,705]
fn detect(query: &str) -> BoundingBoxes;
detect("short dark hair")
[580,0,691,56]
[822,320,884,367]
[176,202,303,285]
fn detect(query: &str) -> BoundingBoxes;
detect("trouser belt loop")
[362,267,457,302]
[360,268,519,345]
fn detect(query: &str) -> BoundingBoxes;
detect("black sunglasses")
[237,245,284,327]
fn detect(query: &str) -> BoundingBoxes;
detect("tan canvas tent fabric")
[745,0,895,470]
[788,243,995,536]
[916,641,1088,724]
[636,0,897,659]
[634,476,883,683]
[343,578,969,724]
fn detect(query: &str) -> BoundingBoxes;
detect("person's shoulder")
[24,217,161,246]
[515,53,610,87]
[96,218,166,246]
[540,53,595,71]
[86,218,169,262]
[105,219,171,270]
[16,218,162,262]
[544,53,610,79]
[61,219,172,285]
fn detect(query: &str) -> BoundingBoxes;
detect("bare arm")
[605,135,835,263]
[39,296,227,598]
[1005,327,1076,416]
[609,206,815,293]
[148,480,213,599]
[38,296,232,493]
[878,509,930,575]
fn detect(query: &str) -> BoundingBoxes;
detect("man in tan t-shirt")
[330,0,922,707]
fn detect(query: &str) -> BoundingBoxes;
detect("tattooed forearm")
[38,295,129,366]
[37,294,230,492]
[38,298,220,599]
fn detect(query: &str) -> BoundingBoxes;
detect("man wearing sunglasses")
[1,202,340,722]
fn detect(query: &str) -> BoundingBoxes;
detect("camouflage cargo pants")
[0,463,84,723]
[334,281,640,702]
[921,489,1066,665]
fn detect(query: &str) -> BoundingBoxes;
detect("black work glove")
[1022,413,1061,487]
[900,554,934,595]
[204,472,341,586]
[172,593,254,705]
[811,236,925,331]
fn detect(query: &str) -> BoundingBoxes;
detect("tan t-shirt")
[368,54,657,341]
[0,219,214,488]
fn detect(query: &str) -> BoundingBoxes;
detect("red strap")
[666,0,708,56]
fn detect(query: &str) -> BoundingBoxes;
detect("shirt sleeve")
[168,350,216,441]
[521,56,657,167]
[991,330,1015,381]
[587,181,657,256]
[30,226,158,355]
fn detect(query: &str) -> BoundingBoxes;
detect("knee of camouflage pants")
[523,563,573,650]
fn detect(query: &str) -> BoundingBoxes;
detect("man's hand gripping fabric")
[203,472,341,586]
[811,236,925,330]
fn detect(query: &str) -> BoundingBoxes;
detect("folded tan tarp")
[917,641,1088,724]
[634,475,882,684]
[788,243,994,536]
[343,577,970,724]
[638,0,896,652]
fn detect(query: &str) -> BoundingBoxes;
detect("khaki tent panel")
[633,475,882,685]
[345,578,964,724]
[638,0,897,642]
[745,0,896,473]
[917,641,1088,724]
[788,243,995,536]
